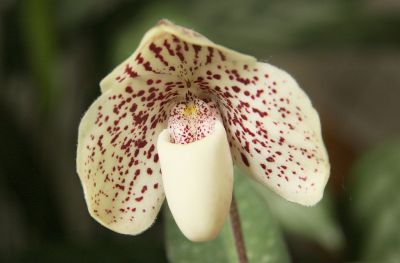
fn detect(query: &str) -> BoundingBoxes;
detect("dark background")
[1,0,400,262]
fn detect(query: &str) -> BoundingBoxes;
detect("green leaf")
[165,209,234,263]
[165,170,290,263]
[247,171,344,252]
[234,170,291,263]
[349,140,400,262]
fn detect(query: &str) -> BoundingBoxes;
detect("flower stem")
[230,194,248,263]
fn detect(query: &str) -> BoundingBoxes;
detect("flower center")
[168,98,218,144]
[183,105,198,116]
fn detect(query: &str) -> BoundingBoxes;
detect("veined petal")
[100,19,255,94]
[195,61,329,206]
[157,120,233,242]
[77,75,183,234]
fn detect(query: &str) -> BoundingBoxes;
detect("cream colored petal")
[100,19,255,94]
[194,61,330,206]
[97,18,329,207]
[77,74,184,235]
[157,120,233,242]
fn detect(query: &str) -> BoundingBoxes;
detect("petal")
[157,120,233,241]
[77,75,182,234]
[86,18,328,222]
[195,61,329,206]
[100,19,255,94]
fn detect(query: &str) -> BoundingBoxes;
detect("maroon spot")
[213,74,221,80]
[252,108,268,117]
[218,50,226,61]
[130,103,137,112]
[110,132,121,144]
[149,42,168,66]
[136,140,147,148]
[125,86,133,93]
[267,157,275,162]
[241,153,250,167]
[206,47,214,64]
[232,86,241,93]
[125,64,138,78]
[134,169,140,180]
[115,184,125,191]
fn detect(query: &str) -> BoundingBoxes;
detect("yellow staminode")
[183,105,198,117]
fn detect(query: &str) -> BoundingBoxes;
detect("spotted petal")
[122,21,329,205]
[77,75,184,234]
[77,20,253,235]
[100,19,255,94]
[78,20,329,238]
[194,60,330,206]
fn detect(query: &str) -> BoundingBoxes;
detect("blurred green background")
[1,0,400,262]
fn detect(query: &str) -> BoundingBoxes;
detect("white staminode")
[157,99,233,241]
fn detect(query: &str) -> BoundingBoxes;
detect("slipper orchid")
[76,20,330,242]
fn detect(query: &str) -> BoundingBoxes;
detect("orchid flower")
[77,20,330,242]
